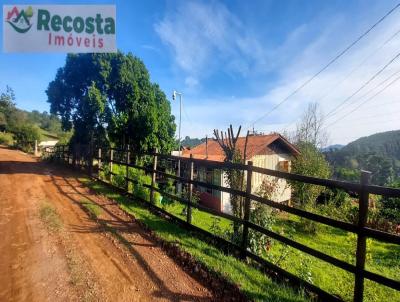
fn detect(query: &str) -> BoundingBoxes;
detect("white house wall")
[220,171,232,214]
[250,153,292,202]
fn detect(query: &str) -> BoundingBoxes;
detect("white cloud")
[154,1,268,82]
[165,2,400,145]
[184,76,199,88]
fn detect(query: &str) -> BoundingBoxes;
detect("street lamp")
[172,90,182,158]
[172,91,183,191]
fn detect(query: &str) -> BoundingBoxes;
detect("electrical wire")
[279,67,400,133]
[324,73,400,128]
[247,2,400,129]
[316,27,400,103]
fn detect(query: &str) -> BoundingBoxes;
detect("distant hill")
[325,130,400,185]
[321,144,344,152]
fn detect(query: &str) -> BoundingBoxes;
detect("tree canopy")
[47,52,176,153]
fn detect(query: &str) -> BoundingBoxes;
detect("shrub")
[0,132,13,145]
[248,204,276,256]
[13,124,41,152]
[379,181,400,225]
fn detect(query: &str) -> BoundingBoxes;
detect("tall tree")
[295,102,328,149]
[47,52,176,153]
[214,125,249,236]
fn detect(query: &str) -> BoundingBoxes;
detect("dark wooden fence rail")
[46,145,400,302]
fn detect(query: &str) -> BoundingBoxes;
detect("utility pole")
[173,90,183,193]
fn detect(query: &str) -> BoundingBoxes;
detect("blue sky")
[1,0,400,145]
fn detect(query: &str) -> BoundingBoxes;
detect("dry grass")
[39,202,63,232]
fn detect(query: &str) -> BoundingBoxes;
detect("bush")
[248,204,276,255]
[0,132,13,145]
[379,182,400,225]
[13,124,41,152]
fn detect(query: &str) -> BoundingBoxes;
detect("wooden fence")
[46,145,400,302]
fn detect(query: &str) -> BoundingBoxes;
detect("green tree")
[0,86,16,131]
[13,124,41,152]
[47,52,176,153]
[291,142,331,207]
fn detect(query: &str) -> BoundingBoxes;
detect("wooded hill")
[325,130,400,185]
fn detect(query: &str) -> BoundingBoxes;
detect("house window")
[278,160,290,172]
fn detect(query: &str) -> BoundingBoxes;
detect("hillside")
[325,130,400,185]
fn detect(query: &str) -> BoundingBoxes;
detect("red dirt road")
[0,146,214,302]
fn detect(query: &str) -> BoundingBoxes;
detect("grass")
[270,214,400,302]
[103,168,399,302]
[39,202,63,232]
[80,200,103,218]
[159,201,400,302]
[79,177,309,302]
[83,163,400,301]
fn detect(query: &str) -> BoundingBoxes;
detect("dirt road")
[0,146,214,302]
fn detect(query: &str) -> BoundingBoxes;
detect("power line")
[279,67,400,133]
[248,2,400,128]
[281,49,400,132]
[316,27,400,103]
[324,50,400,120]
[325,66,400,121]
[334,108,400,123]
[331,116,400,128]
[324,73,400,128]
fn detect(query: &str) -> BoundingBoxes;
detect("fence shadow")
[47,171,216,302]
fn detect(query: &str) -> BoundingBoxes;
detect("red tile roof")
[181,134,299,161]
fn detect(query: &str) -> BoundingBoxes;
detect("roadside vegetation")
[80,200,103,218]
[39,202,63,232]
[40,51,399,301]
[80,177,309,302]
[0,86,72,152]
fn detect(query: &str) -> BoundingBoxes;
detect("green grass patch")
[79,177,309,302]
[159,199,400,301]
[80,200,103,218]
[80,176,400,302]
[39,202,63,232]
[270,214,400,302]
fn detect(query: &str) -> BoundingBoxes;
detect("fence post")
[125,145,130,192]
[62,145,65,164]
[177,158,182,195]
[241,161,253,259]
[88,143,93,177]
[187,154,194,224]
[353,170,371,302]
[110,149,114,183]
[98,148,102,179]
[150,148,158,204]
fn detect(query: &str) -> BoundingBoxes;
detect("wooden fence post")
[241,161,253,259]
[150,148,158,204]
[353,170,371,302]
[88,143,93,177]
[98,148,102,179]
[125,145,130,192]
[110,149,114,183]
[187,154,194,224]
[67,145,70,165]
[177,158,182,195]
[62,145,65,164]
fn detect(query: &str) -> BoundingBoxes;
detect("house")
[181,133,300,214]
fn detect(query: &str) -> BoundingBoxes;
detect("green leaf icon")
[25,6,33,18]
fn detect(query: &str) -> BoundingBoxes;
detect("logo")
[6,6,34,33]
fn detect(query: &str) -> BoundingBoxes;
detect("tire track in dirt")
[0,146,214,302]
